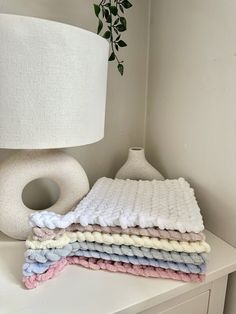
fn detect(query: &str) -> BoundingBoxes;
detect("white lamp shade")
[0,14,109,149]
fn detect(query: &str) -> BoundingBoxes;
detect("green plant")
[93,0,132,76]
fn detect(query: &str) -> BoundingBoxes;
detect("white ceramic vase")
[115,147,164,180]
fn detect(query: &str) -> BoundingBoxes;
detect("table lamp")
[0,14,109,240]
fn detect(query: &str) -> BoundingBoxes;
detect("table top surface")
[0,230,235,314]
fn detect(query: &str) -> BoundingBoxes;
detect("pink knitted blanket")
[32,224,205,242]
[23,256,205,289]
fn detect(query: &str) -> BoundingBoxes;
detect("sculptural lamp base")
[0,150,90,240]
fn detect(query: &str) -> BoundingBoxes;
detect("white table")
[0,230,235,314]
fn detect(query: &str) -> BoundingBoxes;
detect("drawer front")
[140,291,210,314]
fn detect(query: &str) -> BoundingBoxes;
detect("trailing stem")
[93,0,132,75]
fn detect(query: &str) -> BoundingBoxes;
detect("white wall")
[0,0,150,207]
[146,1,236,313]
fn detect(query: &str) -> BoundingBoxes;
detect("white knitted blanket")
[30,177,204,233]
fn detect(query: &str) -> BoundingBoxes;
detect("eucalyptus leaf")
[119,4,124,13]
[120,17,127,27]
[109,52,116,61]
[118,40,127,47]
[109,6,118,16]
[103,31,111,39]
[122,0,132,9]
[97,19,103,34]
[104,8,109,20]
[106,14,112,23]
[93,4,100,17]
[114,18,120,25]
[118,63,124,75]
[115,34,121,41]
[116,24,126,32]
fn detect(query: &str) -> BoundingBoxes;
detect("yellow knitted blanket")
[26,231,210,253]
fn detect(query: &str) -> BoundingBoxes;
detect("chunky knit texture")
[23,178,210,288]
[26,231,211,253]
[23,256,205,289]
[23,250,206,276]
[33,224,205,242]
[25,242,207,265]
[30,177,204,233]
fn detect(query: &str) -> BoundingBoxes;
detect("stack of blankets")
[23,177,210,289]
